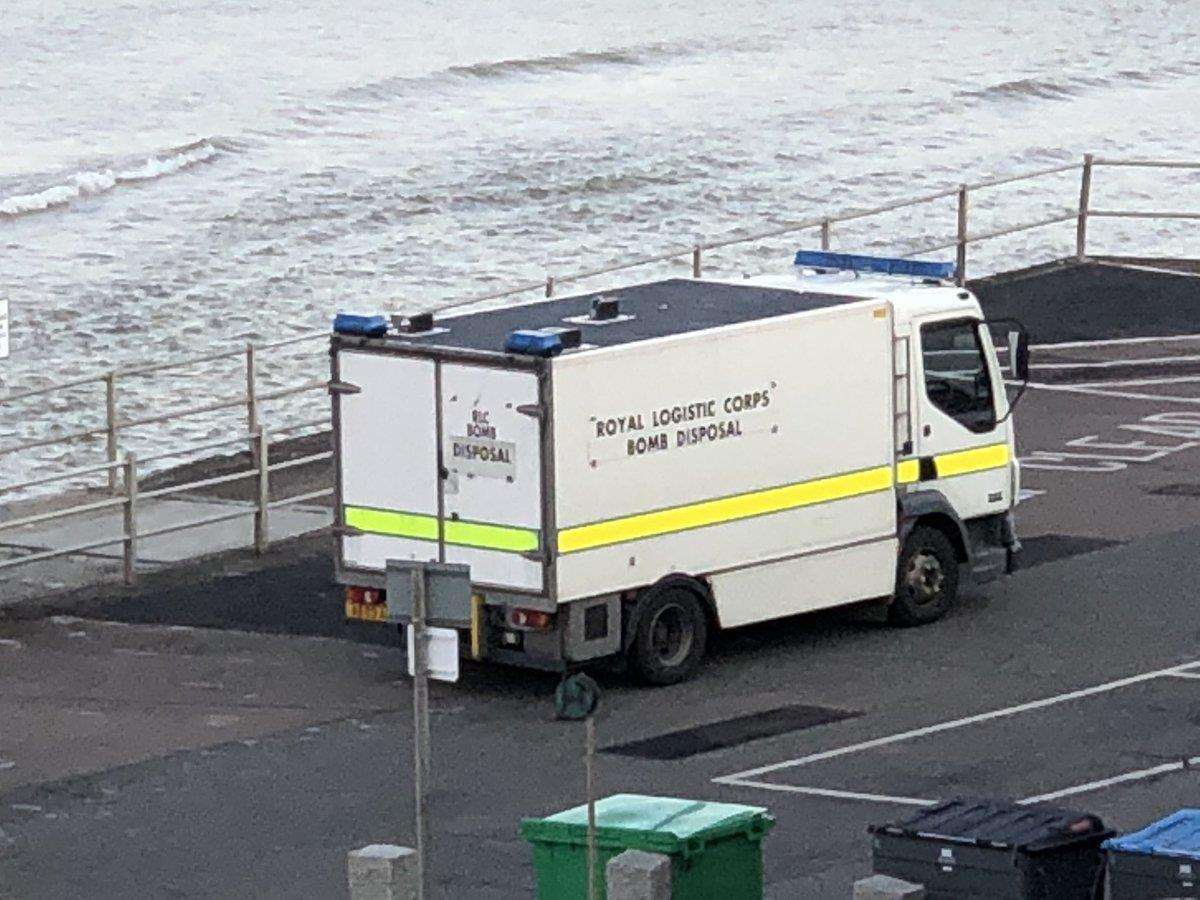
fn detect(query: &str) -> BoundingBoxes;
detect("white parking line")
[716,659,1200,784]
[718,780,936,807]
[1026,383,1200,404]
[1072,375,1200,388]
[1018,758,1200,805]
[1033,354,1200,371]
[713,659,1200,805]
[1033,333,1200,351]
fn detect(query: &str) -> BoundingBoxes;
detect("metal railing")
[0,428,333,584]
[1,152,1197,581]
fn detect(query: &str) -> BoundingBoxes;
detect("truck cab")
[748,256,1023,591]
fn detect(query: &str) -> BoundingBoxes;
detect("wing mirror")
[1008,329,1030,382]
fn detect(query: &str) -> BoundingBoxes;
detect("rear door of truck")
[438,362,544,592]
[334,345,546,596]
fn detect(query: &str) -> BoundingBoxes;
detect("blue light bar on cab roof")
[794,250,956,281]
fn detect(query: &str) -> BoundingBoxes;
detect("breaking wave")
[0,139,220,217]
[338,42,697,104]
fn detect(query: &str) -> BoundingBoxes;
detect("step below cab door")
[908,315,1012,521]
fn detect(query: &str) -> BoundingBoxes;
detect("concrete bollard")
[852,873,926,899]
[606,849,672,900]
[347,844,418,900]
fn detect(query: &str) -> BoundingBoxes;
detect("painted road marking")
[1027,382,1200,404]
[1022,412,1200,473]
[1032,332,1200,350]
[713,659,1200,806]
[1032,354,1200,371]
[1073,375,1200,388]
[1018,757,1200,806]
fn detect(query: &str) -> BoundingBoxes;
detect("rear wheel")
[628,585,708,685]
[889,526,959,626]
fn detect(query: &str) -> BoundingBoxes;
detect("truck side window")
[920,320,995,433]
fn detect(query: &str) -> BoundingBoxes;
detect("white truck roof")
[744,269,981,325]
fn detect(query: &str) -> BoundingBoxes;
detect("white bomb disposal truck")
[331,251,1028,684]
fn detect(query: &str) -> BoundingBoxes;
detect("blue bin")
[1104,809,1200,898]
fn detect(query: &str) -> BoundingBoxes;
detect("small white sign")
[406,624,460,683]
[0,299,9,359]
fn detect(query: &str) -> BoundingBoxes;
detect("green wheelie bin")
[520,794,775,899]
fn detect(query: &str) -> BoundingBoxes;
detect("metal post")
[122,452,137,586]
[105,372,119,495]
[254,428,269,554]
[586,715,598,900]
[955,184,968,286]
[1077,153,1094,261]
[411,566,430,900]
[545,275,555,298]
[820,219,831,251]
[245,342,259,465]
[691,245,702,279]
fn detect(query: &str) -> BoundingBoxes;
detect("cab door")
[909,316,1012,520]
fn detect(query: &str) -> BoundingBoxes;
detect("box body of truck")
[332,269,1020,680]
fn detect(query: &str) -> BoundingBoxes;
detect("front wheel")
[889,526,959,626]
[628,586,708,685]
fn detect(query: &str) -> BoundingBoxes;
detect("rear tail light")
[507,608,553,631]
[346,586,385,605]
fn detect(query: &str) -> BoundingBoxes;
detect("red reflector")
[346,586,365,604]
[508,608,552,631]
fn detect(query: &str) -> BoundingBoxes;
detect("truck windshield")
[920,319,996,433]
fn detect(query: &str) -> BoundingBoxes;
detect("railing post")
[123,452,137,585]
[105,371,119,495]
[245,342,259,466]
[1077,153,1094,261]
[545,275,554,298]
[691,245,702,279]
[254,428,269,554]
[820,219,831,251]
[955,184,968,286]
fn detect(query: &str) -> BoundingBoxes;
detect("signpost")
[410,567,431,900]
[556,672,603,900]
[388,559,468,900]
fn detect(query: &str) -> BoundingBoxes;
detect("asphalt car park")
[8,261,1200,897]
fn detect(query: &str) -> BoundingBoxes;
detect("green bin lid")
[520,794,774,858]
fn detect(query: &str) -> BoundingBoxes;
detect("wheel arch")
[899,490,970,563]
[622,573,716,652]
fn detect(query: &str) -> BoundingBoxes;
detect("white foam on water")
[0,142,218,217]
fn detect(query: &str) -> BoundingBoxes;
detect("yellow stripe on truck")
[934,443,1010,478]
[345,506,439,541]
[345,442,1010,557]
[895,443,1010,485]
[344,506,538,553]
[557,465,894,554]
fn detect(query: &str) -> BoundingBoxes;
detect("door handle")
[922,425,932,437]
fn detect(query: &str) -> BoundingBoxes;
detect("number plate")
[345,600,388,622]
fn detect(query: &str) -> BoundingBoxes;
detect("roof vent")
[591,296,620,321]
[543,326,582,350]
[391,312,435,334]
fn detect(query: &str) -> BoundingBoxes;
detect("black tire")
[628,585,708,685]
[889,525,960,626]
